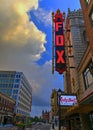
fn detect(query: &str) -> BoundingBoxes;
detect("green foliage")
[30,116,45,123]
[16,122,26,128]
[26,120,32,127]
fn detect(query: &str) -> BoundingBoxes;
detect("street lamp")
[57,89,62,130]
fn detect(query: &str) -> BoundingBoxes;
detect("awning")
[65,104,93,116]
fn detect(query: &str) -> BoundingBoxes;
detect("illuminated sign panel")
[54,10,66,74]
[59,95,77,106]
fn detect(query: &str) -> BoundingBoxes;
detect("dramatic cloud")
[0,0,47,65]
[0,1,46,102]
[0,1,45,47]
[0,0,62,117]
[0,0,64,117]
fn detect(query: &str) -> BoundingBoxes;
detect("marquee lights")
[59,95,77,106]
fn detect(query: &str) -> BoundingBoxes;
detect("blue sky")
[29,0,81,116]
[0,0,80,117]
[29,0,81,65]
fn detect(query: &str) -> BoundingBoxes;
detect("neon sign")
[54,9,66,74]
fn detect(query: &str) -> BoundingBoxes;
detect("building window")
[85,0,90,5]
[83,60,93,90]
[12,95,17,100]
[14,84,19,88]
[7,89,12,95]
[16,74,20,78]
[11,74,15,78]
[1,89,7,93]
[82,30,89,44]
[15,79,20,83]
[13,89,18,94]
[10,79,14,83]
[89,6,93,27]
[89,112,93,129]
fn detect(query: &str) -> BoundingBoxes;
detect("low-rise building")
[42,110,50,123]
[0,92,15,125]
[0,71,32,121]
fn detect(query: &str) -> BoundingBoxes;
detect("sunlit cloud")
[0,0,46,62]
[0,0,64,117]
[0,1,51,113]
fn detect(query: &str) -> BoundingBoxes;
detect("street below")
[31,123,51,130]
[0,126,16,130]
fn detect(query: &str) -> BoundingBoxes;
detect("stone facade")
[64,9,88,94]
[80,0,93,56]
[51,89,58,116]
[68,9,88,67]
[64,8,93,130]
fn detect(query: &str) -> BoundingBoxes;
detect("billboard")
[53,9,66,74]
[59,95,77,106]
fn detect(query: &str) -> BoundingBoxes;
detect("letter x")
[56,50,65,63]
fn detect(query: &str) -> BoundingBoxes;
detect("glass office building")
[0,71,32,117]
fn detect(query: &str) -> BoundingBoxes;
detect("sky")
[0,0,80,117]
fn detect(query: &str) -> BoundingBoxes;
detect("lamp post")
[57,89,62,130]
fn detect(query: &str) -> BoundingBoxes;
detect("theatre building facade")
[64,8,93,130]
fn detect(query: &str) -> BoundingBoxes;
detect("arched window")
[85,0,90,5]
[83,30,89,44]
[89,6,93,27]
[83,60,93,90]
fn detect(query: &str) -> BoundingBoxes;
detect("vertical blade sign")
[54,10,66,74]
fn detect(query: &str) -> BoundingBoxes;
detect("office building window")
[16,74,21,78]
[12,95,17,100]
[10,79,14,83]
[7,89,12,95]
[83,60,93,90]
[11,74,15,78]
[15,79,20,83]
[2,89,7,93]
[89,6,93,27]
[13,89,18,94]
[14,84,19,88]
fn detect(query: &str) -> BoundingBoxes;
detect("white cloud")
[32,8,52,26]
[0,0,46,56]
[0,0,64,116]
[0,0,47,102]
